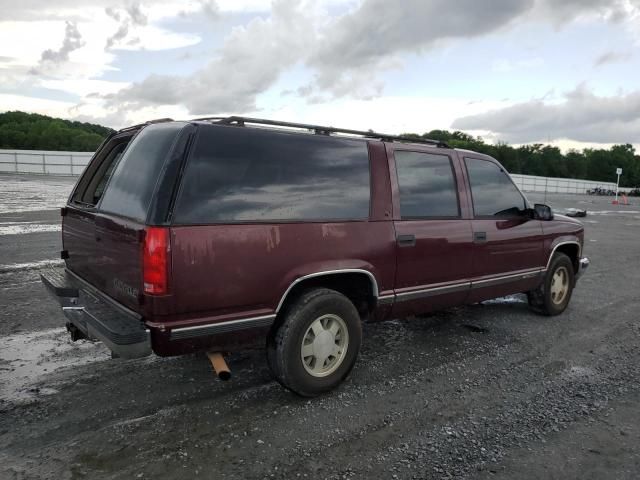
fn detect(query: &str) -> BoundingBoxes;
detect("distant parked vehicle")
[41,116,590,396]
[587,187,615,196]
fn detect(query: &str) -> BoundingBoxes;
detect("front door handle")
[473,231,487,243]
[397,234,416,247]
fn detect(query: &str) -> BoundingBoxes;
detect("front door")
[388,147,473,317]
[462,156,544,302]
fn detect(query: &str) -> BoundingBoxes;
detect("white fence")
[510,173,627,194]
[0,149,93,176]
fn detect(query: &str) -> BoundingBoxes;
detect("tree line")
[1,111,638,187]
[404,130,639,188]
[0,111,113,152]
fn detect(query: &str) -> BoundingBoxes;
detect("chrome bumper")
[576,257,589,280]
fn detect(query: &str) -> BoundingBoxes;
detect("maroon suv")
[42,116,589,396]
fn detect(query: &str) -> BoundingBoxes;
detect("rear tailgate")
[62,121,190,314]
[93,213,146,310]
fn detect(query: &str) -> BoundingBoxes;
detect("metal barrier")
[509,173,626,194]
[0,149,93,176]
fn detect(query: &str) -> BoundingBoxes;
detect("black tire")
[527,252,575,316]
[266,288,362,397]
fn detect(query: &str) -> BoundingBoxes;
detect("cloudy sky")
[1,0,639,150]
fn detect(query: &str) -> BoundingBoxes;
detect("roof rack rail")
[117,118,174,134]
[194,115,449,148]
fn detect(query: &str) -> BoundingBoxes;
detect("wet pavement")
[0,175,639,479]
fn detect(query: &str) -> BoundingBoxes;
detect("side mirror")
[534,203,554,221]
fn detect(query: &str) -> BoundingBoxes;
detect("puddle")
[0,258,63,273]
[480,294,526,305]
[0,328,110,404]
[0,222,61,236]
[588,210,640,215]
[0,176,73,214]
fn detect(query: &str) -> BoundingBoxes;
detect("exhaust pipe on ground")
[207,352,231,381]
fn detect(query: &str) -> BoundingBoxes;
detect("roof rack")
[192,115,450,148]
[117,118,174,134]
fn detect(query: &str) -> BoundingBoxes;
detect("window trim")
[170,124,373,226]
[463,156,528,219]
[394,150,461,221]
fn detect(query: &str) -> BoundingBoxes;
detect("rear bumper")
[576,257,590,281]
[41,267,151,359]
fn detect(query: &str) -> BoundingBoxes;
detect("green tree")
[0,111,113,151]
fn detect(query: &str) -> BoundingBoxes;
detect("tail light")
[143,227,170,295]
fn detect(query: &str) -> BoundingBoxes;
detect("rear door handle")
[397,234,416,247]
[473,231,487,243]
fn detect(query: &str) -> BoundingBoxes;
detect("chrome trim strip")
[276,269,379,312]
[376,295,395,306]
[391,268,545,303]
[171,314,276,333]
[546,240,581,271]
[395,282,470,301]
[170,314,277,341]
[470,269,544,289]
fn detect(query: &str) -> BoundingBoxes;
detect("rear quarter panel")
[168,222,396,325]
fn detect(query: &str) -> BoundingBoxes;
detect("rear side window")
[465,158,526,217]
[99,123,185,221]
[172,126,370,223]
[395,151,459,218]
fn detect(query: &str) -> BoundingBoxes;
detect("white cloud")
[0,94,77,118]
[109,0,317,114]
[452,85,640,146]
[262,95,512,137]
[593,50,633,67]
[2,0,640,153]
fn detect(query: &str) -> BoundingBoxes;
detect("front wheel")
[267,288,362,397]
[527,252,575,316]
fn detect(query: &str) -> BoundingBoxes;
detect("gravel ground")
[0,175,639,479]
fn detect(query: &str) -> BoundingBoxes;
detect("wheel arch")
[547,239,581,274]
[275,269,380,319]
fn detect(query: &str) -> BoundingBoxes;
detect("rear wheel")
[527,252,575,315]
[267,288,361,397]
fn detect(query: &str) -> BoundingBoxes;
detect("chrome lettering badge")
[113,278,139,299]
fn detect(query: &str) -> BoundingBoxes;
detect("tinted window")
[173,126,370,223]
[395,151,459,218]
[91,147,123,204]
[100,123,185,221]
[71,137,131,207]
[465,158,526,217]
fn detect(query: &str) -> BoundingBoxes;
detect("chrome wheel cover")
[300,314,349,377]
[550,266,570,305]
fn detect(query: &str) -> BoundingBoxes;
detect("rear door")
[461,156,544,302]
[64,134,131,285]
[64,122,188,311]
[388,146,473,317]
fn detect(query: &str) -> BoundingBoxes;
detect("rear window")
[172,125,370,224]
[99,123,185,221]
